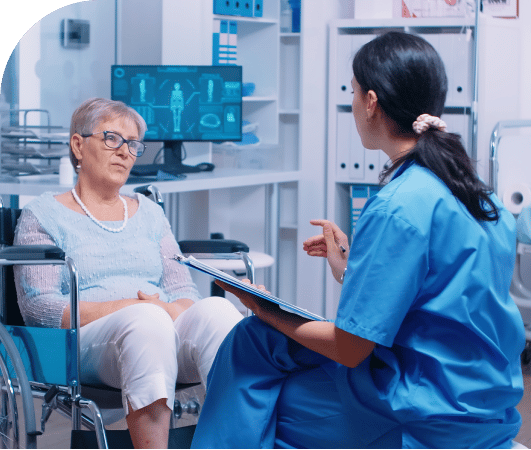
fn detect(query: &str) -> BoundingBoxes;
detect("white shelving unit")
[326,18,477,317]
[325,15,521,318]
[156,0,305,301]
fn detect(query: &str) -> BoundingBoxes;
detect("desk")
[0,168,300,196]
[0,169,299,297]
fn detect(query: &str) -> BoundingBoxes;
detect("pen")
[339,245,346,253]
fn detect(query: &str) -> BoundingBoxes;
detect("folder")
[213,0,232,15]
[217,21,237,65]
[176,255,328,321]
[253,0,263,17]
[212,19,221,65]
[350,184,381,239]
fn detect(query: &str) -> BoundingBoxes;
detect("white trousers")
[79,297,243,415]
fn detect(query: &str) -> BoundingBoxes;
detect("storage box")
[401,0,467,18]
[354,0,394,19]
[350,185,381,239]
[482,0,518,18]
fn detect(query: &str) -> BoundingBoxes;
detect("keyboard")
[130,164,202,176]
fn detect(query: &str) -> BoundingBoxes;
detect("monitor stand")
[129,141,202,177]
[162,141,202,174]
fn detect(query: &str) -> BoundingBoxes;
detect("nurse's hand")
[303,220,349,283]
[215,279,276,318]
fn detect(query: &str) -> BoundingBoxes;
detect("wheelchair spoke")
[0,355,19,449]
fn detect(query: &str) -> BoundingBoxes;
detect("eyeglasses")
[81,131,146,157]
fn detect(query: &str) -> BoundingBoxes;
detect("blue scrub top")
[335,161,525,447]
[517,205,531,244]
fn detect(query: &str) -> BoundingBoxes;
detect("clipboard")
[175,255,328,322]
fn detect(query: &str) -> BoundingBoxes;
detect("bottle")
[59,156,74,185]
[280,0,292,33]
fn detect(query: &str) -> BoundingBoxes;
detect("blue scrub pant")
[190,316,401,449]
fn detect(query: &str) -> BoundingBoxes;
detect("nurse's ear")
[366,90,379,121]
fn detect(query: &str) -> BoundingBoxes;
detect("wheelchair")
[0,185,254,448]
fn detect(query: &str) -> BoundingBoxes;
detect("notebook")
[175,255,327,322]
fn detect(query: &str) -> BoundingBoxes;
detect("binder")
[213,0,232,15]
[213,20,237,65]
[350,184,381,239]
[253,0,263,17]
[226,21,238,64]
[214,0,262,18]
[212,19,221,65]
[176,255,327,321]
[239,0,253,17]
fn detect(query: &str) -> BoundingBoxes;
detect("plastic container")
[280,0,292,32]
[288,0,301,32]
[59,156,74,185]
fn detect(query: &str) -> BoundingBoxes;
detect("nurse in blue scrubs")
[191,31,525,449]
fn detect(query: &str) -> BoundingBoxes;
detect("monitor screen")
[111,65,242,142]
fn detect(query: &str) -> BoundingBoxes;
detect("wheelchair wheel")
[0,352,18,448]
[0,325,37,449]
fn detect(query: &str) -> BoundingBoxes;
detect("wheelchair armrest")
[0,245,65,262]
[133,184,164,209]
[178,239,249,254]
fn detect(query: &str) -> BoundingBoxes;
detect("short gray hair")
[69,97,147,171]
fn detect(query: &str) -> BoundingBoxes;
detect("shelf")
[332,17,475,31]
[213,15,277,25]
[279,109,300,115]
[243,96,276,103]
[279,223,298,230]
[280,32,300,38]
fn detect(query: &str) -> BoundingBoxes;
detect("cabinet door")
[336,110,354,180]
[348,114,366,180]
[364,148,380,184]
[336,34,354,105]
[442,111,472,154]
[417,31,473,107]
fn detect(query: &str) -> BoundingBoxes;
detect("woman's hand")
[137,291,193,321]
[303,220,349,284]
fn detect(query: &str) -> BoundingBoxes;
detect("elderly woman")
[13,97,243,449]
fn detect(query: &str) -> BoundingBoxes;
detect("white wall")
[518,2,531,119]
[17,1,115,128]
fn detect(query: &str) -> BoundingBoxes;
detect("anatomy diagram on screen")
[122,70,241,141]
[170,83,184,133]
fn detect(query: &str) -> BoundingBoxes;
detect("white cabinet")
[325,15,521,317]
[157,0,305,302]
[326,18,477,316]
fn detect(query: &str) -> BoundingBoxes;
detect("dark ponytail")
[353,31,499,222]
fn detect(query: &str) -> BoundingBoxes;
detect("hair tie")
[412,114,447,135]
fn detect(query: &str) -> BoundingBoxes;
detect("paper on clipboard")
[175,255,327,322]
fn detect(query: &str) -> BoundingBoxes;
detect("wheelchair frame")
[0,186,255,448]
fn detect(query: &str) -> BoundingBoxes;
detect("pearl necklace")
[71,188,128,233]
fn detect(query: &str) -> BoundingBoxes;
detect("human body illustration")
[170,83,184,132]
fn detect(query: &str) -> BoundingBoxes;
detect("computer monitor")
[111,64,242,174]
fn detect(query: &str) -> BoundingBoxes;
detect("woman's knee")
[189,297,244,328]
[117,303,177,346]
